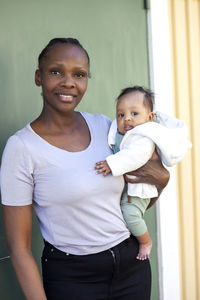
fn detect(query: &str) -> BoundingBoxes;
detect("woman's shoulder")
[5,124,31,145]
[2,124,35,158]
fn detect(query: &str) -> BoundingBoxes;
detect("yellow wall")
[168,0,200,299]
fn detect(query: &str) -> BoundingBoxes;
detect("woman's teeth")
[60,94,73,101]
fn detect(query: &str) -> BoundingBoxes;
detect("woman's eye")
[51,70,60,75]
[74,73,86,78]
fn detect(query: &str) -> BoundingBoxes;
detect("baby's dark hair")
[38,38,90,74]
[117,86,154,111]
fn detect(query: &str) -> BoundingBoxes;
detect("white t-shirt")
[0,112,130,255]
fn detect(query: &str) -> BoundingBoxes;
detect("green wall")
[0,0,159,299]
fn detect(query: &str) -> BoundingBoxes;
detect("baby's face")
[116,91,154,134]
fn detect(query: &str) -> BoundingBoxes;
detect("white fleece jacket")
[106,111,192,198]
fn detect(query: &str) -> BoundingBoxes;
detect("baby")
[95,86,191,260]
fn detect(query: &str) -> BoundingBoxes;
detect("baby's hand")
[95,160,111,177]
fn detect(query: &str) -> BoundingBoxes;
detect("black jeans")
[42,236,151,300]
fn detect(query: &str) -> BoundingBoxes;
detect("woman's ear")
[35,69,41,86]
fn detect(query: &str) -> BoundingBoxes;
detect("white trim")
[148,1,181,299]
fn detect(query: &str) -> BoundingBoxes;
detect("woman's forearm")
[147,162,170,208]
[10,248,47,300]
[2,205,45,299]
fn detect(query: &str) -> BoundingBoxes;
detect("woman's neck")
[38,108,79,128]
[31,109,82,135]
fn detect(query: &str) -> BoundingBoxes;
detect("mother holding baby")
[0,38,169,300]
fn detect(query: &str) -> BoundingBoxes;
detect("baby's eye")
[118,113,124,118]
[131,112,138,116]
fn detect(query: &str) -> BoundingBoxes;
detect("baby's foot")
[136,241,152,260]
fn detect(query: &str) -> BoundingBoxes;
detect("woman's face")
[35,44,89,114]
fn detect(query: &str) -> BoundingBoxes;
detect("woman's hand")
[124,150,170,208]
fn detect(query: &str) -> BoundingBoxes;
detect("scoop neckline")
[27,112,93,154]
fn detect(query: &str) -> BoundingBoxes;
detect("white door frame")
[148,1,181,299]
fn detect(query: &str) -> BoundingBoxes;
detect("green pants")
[121,189,150,236]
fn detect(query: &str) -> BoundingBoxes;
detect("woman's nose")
[61,75,75,88]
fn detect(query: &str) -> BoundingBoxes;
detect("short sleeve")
[0,135,34,206]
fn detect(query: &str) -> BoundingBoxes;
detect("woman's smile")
[56,93,77,103]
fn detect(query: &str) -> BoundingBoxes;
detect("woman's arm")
[124,151,170,209]
[3,205,47,300]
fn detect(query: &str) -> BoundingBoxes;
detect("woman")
[1,38,169,300]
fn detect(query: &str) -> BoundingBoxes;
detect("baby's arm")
[106,135,155,177]
[95,135,155,177]
[95,160,111,177]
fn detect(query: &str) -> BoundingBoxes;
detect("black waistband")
[43,235,134,257]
